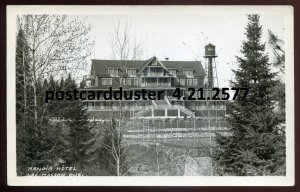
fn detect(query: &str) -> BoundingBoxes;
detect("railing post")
[152,107,154,117]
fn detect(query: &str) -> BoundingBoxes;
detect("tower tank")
[204,43,217,88]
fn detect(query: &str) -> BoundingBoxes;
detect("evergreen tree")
[45,75,60,117]
[214,15,285,176]
[84,120,117,175]
[61,74,96,171]
[79,79,86,89]
[268,30,285,125]
[34,74,95,171]
[16,28,33,175]
[16,15,94,175]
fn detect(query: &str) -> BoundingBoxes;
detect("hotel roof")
[91,56,205,78]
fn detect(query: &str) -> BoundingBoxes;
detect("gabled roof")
[205,43,215,47]
[137,56,169,74]
[90,57,205,78]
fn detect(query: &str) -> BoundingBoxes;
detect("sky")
[86,14,285,87]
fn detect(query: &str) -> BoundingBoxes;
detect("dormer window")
[102,78,112,85]
[169,69,177,76]
[109,68,119,76]
[184,69,194,77]
[126,69,137,76]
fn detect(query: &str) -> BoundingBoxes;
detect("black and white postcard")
[6,5,294,186]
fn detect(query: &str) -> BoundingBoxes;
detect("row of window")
[179,78,198,86]
[102,78,198,86]
[108,68,137,76]
[101,78,113,85]
[120,78,139,86]
[183,69,194,77]
[157,69,194,77]
[101,78,139,86]
[108,68,194,77]
[108,69,119,76]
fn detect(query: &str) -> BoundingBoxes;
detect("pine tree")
[45,75,59,117]
[16,27,33,175]
[16,15,94,175]
[79,79,86,89]
[33,74,96,172]
[268,30,285,126]
[214,15,285,176]
[61,74,96,172]
[85,120,118,175]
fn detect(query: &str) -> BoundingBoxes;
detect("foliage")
[268,30,285,124]
[16,15,95,175]
[268,30,285,71]
[213,15,285,176]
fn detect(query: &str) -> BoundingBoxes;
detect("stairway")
[154,96,171,108]
[134,106,152,118]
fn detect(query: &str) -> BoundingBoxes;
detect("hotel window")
[102,78,107,85]
[114,69,118,76]
[184,70,194,76]
[107,78,112,85]
[109,69,118,76]
[126,78,132,85]
[180,79,186,86]
[127,69,136,76]
[170,69,176,76]
[134,78,138,86]
[187,79,193,86]
[193,79,198,86]
[120,78,125,85]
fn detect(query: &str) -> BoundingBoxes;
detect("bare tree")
[110,17,143,60]
[97,17,144,175]
[17,15,94,133]
[101,120,129,176]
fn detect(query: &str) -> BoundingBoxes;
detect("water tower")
[204,43,218,88]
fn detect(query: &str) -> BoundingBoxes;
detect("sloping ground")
[126,143,186,176]
[126,138,213,176]
[184,156,212,176]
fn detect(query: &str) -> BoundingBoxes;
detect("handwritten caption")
[27,166,83,176]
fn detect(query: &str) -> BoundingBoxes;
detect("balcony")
[140,82,171,87]
[145,72,164,77]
